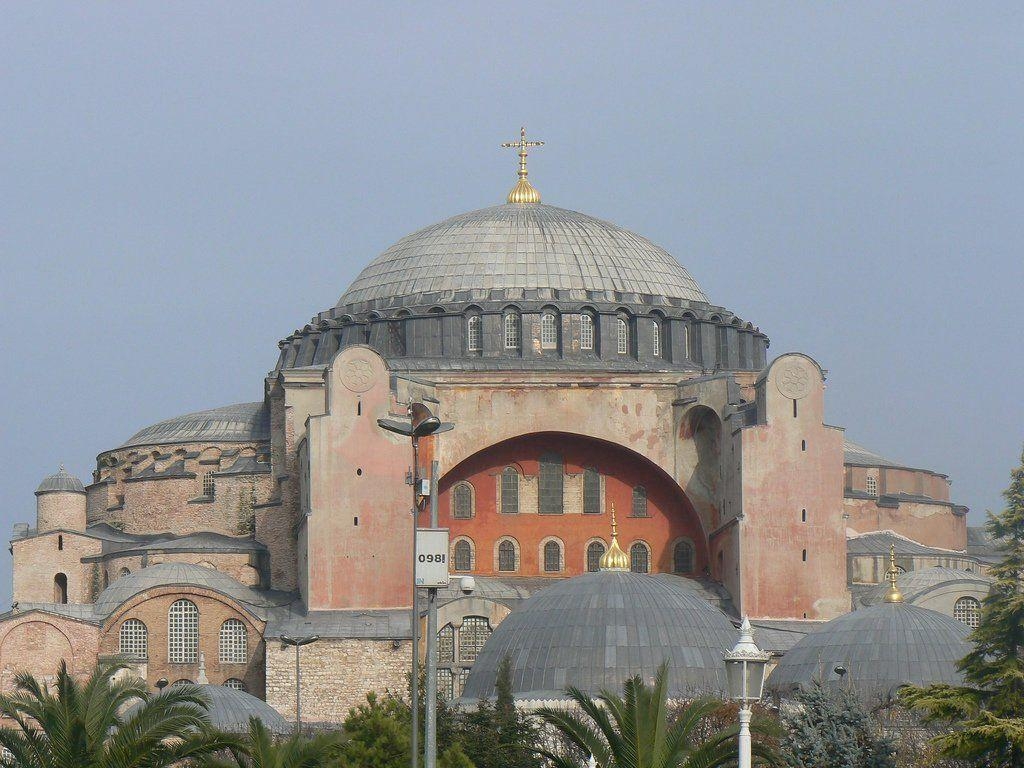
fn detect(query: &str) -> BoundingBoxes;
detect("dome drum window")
[651,319,662,358]
[503,312,521,351]
[541,311,559,350]
[466,314,482,353]
[580,313,595,351]
[617,317,630,355]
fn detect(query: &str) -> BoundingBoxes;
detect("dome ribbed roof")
[767,602,971,700]
[119,402,270,449]
[460,571,736,702]
[129,686,290,735]
[36,467,85,495]
[337,204,709,308]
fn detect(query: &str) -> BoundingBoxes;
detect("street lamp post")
[280,634,320,733]
[724,617,771,768]
[378,402,452,768]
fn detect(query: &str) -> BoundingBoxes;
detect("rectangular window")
[582,468,601,514]
[716,325,728,367]
[617,318,629,355]
[651,320,661,357]
[866,475,878,495]
[203,473,216,498]
[500,469,519,513]
[538,453,564,514]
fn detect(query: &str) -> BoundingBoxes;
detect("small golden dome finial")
[501,126,544,204]
[883,543,904,603]
[599,503,630,571]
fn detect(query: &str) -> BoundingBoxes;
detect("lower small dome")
[460,571,737,702]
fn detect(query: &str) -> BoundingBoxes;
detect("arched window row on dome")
[119,618,148,660]
[284,309,768,371]
[168,599,199,664]
[219,618,248,664]
[435,616,493,700]
[953,596,981,628]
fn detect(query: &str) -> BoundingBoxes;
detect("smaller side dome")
[767,602,971,701]
[35,466,85,495]
[196,685,291,734]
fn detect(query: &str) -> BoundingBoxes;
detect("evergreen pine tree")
[900,446,1024,766]
[460,656,541,768]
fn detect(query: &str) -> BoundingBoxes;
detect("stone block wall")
[12,531,100,604]
[265,638,411,725]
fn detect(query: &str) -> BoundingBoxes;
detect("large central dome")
[337,204,708,309]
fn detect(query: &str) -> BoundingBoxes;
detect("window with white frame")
[580,313,595,350]
[466,315,482,352]
[168,600,199,664]
[458,616,492,663]
[617,317,629,354]
[543,540,562,572]
[503,312,521,350]
[651,319,662,357]
[954,596,981,628]
[500,467,519,514]
[541,312,558,349]
[219,618,247,663]
[119,618,148,659]
[866,475,878,495]
[223,678,246,691]
[587,541,606,572]
[630,542,650,573]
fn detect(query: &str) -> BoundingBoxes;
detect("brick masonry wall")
[265,639,411,724]
[0,613,99,692]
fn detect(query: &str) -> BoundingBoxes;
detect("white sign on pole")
[415,528,450,587]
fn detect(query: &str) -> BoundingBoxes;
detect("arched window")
[53,573,67,604]
[168,599,199,664]
[543,540,562,572]
[503,311,521,350]
[458,617,492,663]
[500,467,519,514]
[631,486,648,517]
[219,619,247,664]
[437,624,455,663]
[673,541,694,573]
[453,540,473,572]
[223,678,246,691]
[497,540,517,572]
[541,312,558,349]
[953,596,981,628]
[580,313,595,350]
[389,314,407,356]
[203,473,216,498]
[538,452,564,515]
[119,619,148,659]
[583,467,601,514]
[587,541,606,572]
[630,543,650,574]
[119,567,131,578]
[651,319,662,357]
[437,668,454,701]
[171,679,194,686]
[466,315,482,353]
[617,317,629,355]
[452,483,474,519]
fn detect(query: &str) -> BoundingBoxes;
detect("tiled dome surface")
[338,204,709,308]
[119,402,269,449]
[36,467,85,494]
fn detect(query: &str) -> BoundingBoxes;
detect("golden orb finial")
[599,503,630,571]
[883,543,904,603]
[501,126,544,204]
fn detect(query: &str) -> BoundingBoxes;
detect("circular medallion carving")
[776,360,812,400]
[340,357,376,393]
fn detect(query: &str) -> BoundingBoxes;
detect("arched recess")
[437,431,710,577]
[677,405,723,509]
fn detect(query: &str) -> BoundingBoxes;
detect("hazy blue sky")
[2,3,1022,603]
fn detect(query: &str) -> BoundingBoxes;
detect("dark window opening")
[801,440,807,451]
[802,549,807,562]
[583,468,601,514]
[801,509,807,522]
[630,543,650,573]
[543,541,561,572]
[454,540,472,571]
[673,541,694,573]
[538,453,564,514]
[453,483,473,519]
[586,542,605,572]
[497,540,516,572]
[57,535,63,551]
[500,468,519,514]
[793,399,798,418]
[54,573,68,604]
[631,486,648,517]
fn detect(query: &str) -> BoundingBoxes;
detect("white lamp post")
[724,617,771,768]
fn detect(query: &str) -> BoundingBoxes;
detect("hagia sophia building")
[4,131,999,722]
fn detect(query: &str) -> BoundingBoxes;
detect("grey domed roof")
[859,567,991,606]
[36,467,85,494]
[767,602,971,701]
[337,204,709,309]
[196,685,290,734]
[94,563,289,618]
[119,402,270,449]
[460,571,736,703]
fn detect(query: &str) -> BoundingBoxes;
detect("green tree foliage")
[901,446,1024,766]
[458,657,540,768]
[339,691,410,768]
[0,661,235,768]
[195,716,342,768]
[782,681,895,768]
[535,661,779,768]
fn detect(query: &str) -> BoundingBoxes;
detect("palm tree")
[535,662,779,768]
[0,660,236,768]
[194,717,343,768]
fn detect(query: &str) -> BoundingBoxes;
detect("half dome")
[767,602,971,701]
[460,571,737,703]
[337,204,708,310]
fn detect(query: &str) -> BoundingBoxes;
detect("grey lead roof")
[337,204,709,308]
[36,467,86,494]
[843,438,904,468]
[460,571,737,702]
[846,530,966,556]
[766,602,971,701]
[129,686,290,735]
[119,402,270,449]
[859,567,991,606]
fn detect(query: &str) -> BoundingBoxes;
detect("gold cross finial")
[883,543,904,603]
[600,502,630,571]
[501,126,544,203]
